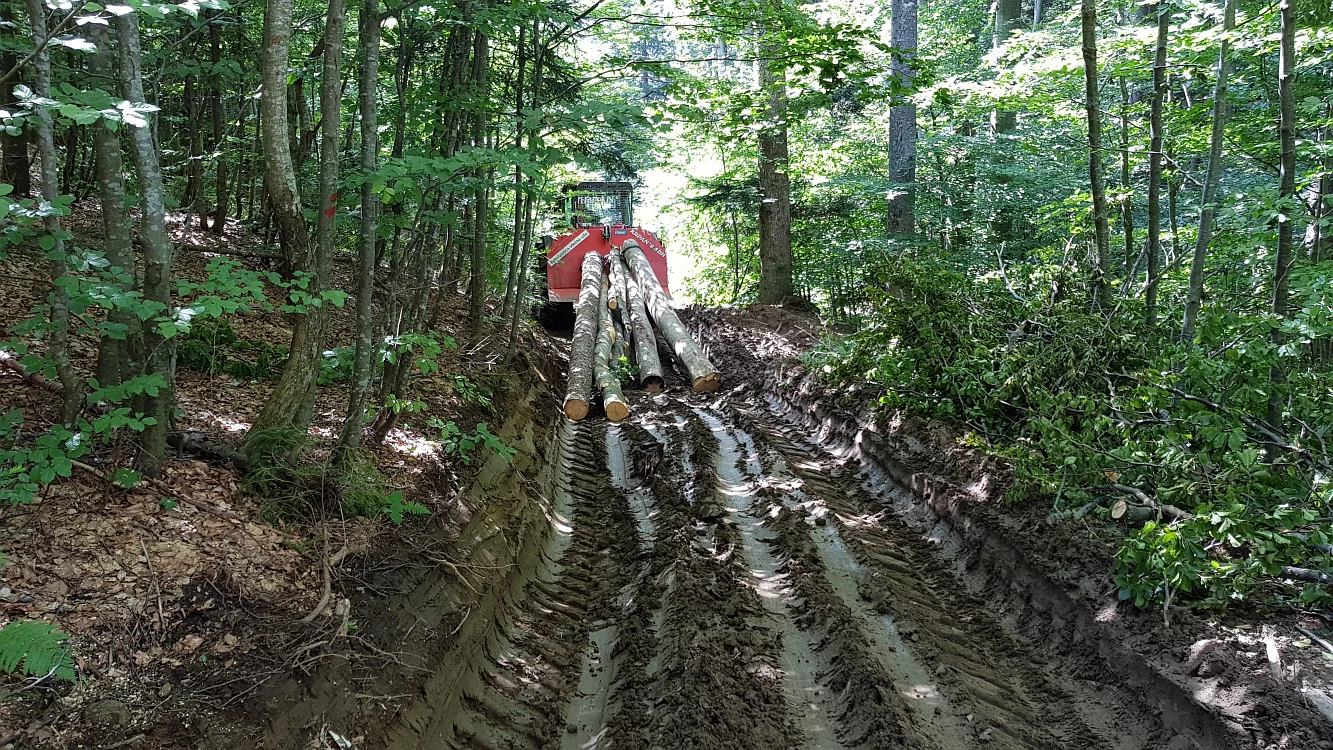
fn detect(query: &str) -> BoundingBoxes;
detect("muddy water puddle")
[384,397,1220,750]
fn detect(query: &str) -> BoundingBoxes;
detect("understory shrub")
[806,257,1333,610]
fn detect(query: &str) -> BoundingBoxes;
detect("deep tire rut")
[393,395,1221,749]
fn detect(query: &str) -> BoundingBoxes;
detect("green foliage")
[808,257,1333,610]
[178,320,288,381]
[0,620,75,682]
[379,491,430,526]
[450,373,494,412]
[428,419,516,466]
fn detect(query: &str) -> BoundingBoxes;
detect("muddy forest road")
[372,386,1228,750]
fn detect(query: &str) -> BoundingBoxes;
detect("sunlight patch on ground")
[384,429,441,458]
[201,410,250,433]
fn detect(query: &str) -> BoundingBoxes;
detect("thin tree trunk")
[756,0,793,304]
[25,0,80,423]
[593,277,628,422]
[1082,0,1112,309]
[88,23,136,390]
[115,11,174,476]
[1268,0,1296,428]
[0,7,30,197]
[500,23,527,323]
[1144,3,1169,325]
[210,12,227,234]
[467,26,490,343]
[339,0,381,452]
[887,0,917,235]
[249,0,325,437]
[992,0,1020,132]
[563,251,602,421]
[1120,76,1134,278]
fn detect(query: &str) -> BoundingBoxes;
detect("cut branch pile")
[562,242,719,421]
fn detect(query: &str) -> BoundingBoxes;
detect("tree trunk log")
[623,241,719,392]
[621,252,663,392]
[594,277,629,422]
[563,251,603,420]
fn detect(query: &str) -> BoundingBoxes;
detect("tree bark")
[500,23,527,323]
[992,0,1021,132]
[0,6,29,197]
[1082,0,1112,310]
[209,11,227,235]
[467,26,490,343]
[756,0,793,304]
[25,0,80,424]
[1119,77,1134,278]
[887,0,917,235]
[563,251,603,421]
[624,241,720,391]
[115,10,174,477]
[88,23,136,390]
[622,251,664,391]
[1144,3,1169,325]
[249,0,335,437]
[1269,0,1296,428]
[339,0,381,452]
[594,277,629,422]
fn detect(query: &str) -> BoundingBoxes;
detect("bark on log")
[621,253,663,392]
[594,278,630,422]
[1107,484,1191,521]
[563,252,603,420]
[0,350,64,394]
[623,241,719,392]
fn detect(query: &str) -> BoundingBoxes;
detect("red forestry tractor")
[541,181,670,311]
[548,180,719,423]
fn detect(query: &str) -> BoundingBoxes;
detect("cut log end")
[605,400,630,422]
[564,399,589,421]
[691,371,721,393]
[641,376,664,393]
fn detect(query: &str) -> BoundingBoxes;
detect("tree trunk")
[1144,3,1169,325]
[339,0,381,452]
[88,23,136,390]
[992,0,1021,132]
[209,12,227,235]
[115,11,174,477]
[624,241,720,391]
[1268,0,1296,428]
[594,276,629,422]
[500,23,527,323]
[1082,0,1112,310]
[563,251,603,421]
[467,26,490,343]
[887,0,917,235]
[756,0,793,304]
[1119,77,1134,278]
[184,69,205,230]
[25,0,80,424]
[249,0,329,437]
[0,7,29,197]
[622,251,664,391]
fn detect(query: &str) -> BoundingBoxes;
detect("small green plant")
[450,373,494,412]
[319,346,357,385]
[428,419,516,465]
[380,491,430,525]
[0,620,75,682]
[612,355,637,386]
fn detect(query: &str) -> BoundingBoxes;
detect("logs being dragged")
[593,276,630,422]
[623,241,720,392]
[563,251,603,420]
[620,252,664,392]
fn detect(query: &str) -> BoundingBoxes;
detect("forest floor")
[3,219,1333,749]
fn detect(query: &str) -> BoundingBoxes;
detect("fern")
[0,620,75,681]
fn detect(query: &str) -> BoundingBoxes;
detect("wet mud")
[373,388,1264,749]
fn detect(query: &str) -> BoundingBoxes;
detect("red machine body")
[544,181,669,303]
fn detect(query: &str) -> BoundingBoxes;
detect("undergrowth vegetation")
[806,259,1333,610]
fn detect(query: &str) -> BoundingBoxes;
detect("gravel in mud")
[382,388,1246,750]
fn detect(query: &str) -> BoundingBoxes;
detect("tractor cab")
[542,181,670,307]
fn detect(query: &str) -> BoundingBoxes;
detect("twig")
[1295,625,1333,655]
[300,527,333,623]
[138,536,167,632]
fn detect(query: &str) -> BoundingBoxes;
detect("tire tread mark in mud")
[732,405,1139,750]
